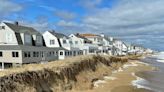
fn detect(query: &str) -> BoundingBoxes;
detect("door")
[58,50,65,60]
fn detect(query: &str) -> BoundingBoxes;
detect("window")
[75,41,78,44]
[41,52,44,57]
[24,52,31,57]
[6,33,13,42]
[94,38,96,41]
[28,52,31,57]
[60,52,63,55]
[70,51,72,56]
[69,41,73,44]
[33,52,39,57]
[56,51,58,56]
[12,52,19,57]
[0,26,5,30]
[73,51,76,56]
[50,40,55,45]
[36,52,39,57]
[63,40,67,44]
[24,52,28,57]
[52,51,54,55]
[49,52,52,56]
[36,36,42,43]
[33,52,36,57]
[25,34,31,43]
[0,52,3,57]
[68,52,70,56]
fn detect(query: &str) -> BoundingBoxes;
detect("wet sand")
[111,86,153,92]
[68,60,155,92]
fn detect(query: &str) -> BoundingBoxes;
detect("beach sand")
[68,60,155,92]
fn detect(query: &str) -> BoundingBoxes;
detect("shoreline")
[68,59,155,92]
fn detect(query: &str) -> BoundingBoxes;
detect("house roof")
[0,45,67,51]
[49,31,69,39]
[4,22,40,35]
[75,34,92,42]
[79,33,98,37]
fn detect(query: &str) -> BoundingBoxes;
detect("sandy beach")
[68,60,155,92]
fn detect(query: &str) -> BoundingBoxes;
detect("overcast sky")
[0,0,164,51]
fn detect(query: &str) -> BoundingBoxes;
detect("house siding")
[43,31,60,48]
[0,50,22,64]
[0,23,18,45]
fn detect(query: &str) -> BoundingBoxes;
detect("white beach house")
[99,33,115,55]
[113,39,128,56]
[79,33,114,55]
[69,33,99,55]
[128,44,145,54]
[43,31,83,59]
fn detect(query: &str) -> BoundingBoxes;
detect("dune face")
[0,55,128,92]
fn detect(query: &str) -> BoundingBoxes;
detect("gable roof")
[4,22,40,35]
[75,34,92,42]
[49,31,69,39]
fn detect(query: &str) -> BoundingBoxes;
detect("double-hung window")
[12,52,19,57]
[63,40,67,44]
[0,52,3,57]
[50,40,55,45]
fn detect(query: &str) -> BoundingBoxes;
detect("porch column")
[1,62,4,70]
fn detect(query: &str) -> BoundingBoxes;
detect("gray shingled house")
[0,22,66,69]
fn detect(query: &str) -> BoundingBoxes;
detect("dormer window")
[63,40,67,44]
[0,26,5,30]
[50,40,55,45]
[36,36,42,43]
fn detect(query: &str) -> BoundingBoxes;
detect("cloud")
[82,0,164,36]
[14,15,54,33]
[55,0,164,50]
[0,0,23,16]
[39,5,56,11]
[79,0,102,11]
[54,10,77,20]
[57,20,79,27]
[56,20,89,34]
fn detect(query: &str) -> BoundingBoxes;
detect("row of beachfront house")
[0,22,149,69]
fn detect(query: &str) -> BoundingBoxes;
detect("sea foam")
[131,73,153,91]
[155,52,164,63]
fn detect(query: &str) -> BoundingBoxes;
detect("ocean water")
[135,52,164,92]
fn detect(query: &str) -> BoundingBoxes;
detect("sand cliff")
[0,55,128,92]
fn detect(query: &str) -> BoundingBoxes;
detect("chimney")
[76,33,79,36]
[15,21,19,26]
